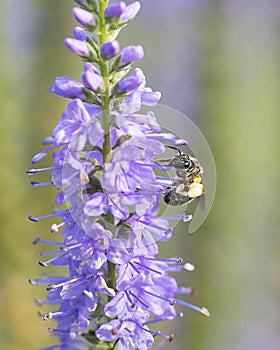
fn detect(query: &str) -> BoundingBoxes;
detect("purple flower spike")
[30,1,210,348]
[64,37,90,56]
[49,76,85,99]
[121,45,144,64]
[121,1,141,22]
[101,40,120,60]
[105,2,126,21]
[82,63,104,92]
[72,7,95,29]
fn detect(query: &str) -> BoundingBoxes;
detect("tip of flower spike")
[28,215,39,222]
[201,307,211,317]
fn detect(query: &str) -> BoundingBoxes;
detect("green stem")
[99,0,111,164]
[98,0,116,291]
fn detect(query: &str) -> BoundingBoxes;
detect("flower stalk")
[99,0,112,164]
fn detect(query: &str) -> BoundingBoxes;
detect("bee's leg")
[175,183,189,197]
[156,158,172,166]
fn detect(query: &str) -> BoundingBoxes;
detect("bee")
[158,146,204,206]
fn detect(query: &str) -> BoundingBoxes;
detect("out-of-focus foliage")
[1,0,280,349]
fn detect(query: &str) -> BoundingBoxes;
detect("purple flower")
[83,192,107,216]
[49,77,85,99]
[141,88,161,106]
[121,1,141,22]
[116,111,162,136]
[121,45,144,64]
[82,62,104,92]
[102,140,156,193]
[118,69,161,112]
[52,99,90,144]
[100,40,120,60]
[105,2,126,21]
[64,37,90,56]
[96,317,154,350]
[116,68,145,95]
[73,26,88,41]
[72,7,95,29]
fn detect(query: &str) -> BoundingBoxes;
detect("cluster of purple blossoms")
[28,1,209,349]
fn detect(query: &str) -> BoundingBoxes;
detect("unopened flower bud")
[120,45,144,64]
[82,63,104,92]
[121,1,141,22]
[101,40,120,60]
[72,7,96,30]
[64,37,90,56]
[105,2,126,21]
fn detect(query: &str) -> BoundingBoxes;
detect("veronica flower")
[64,37,91,57]
[120,45,144,64]
[29,1,209,349]
[72,7,96,30]
[105,2,126,21]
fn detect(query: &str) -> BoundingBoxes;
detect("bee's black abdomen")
[164,194,171,204]
[164,188,171,204]
[164,187,192,206]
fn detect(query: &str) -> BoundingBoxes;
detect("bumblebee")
[158,146,204,206]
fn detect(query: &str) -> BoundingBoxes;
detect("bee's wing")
[198,193,206,210]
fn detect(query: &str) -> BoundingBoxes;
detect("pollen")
[193,176,202,183]
[187,182,204,198]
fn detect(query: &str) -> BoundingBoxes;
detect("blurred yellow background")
[1,0,280,349]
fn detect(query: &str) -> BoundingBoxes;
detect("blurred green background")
[1,0,280,349]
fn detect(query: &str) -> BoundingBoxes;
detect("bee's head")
[166,146,191,168]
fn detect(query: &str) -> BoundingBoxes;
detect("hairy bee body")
[158,148,204,206]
